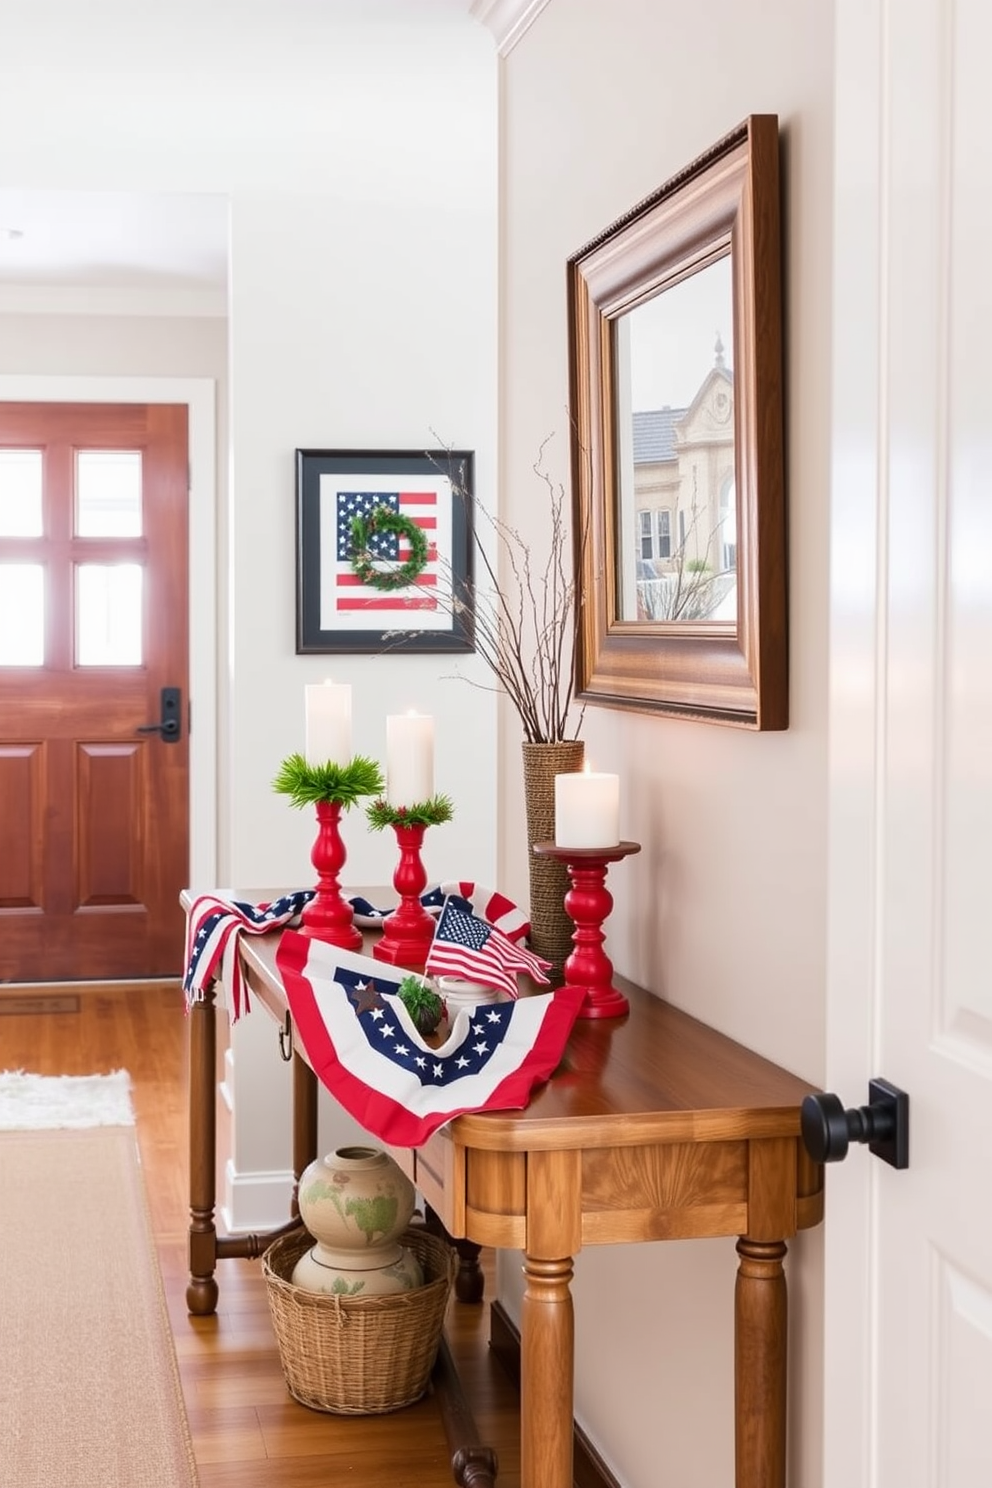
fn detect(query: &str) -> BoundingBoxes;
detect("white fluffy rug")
[0,1069,134,1129]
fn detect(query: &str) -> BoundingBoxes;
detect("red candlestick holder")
[373,822,436,970]
[299,799,362,950]
[532,840,641,1018]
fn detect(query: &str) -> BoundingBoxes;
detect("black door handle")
[801,1078,910,1170]
[137,686,182,743]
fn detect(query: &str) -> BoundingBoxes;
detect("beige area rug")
[0,1088,199,1487]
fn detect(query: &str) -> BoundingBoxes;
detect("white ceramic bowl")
[435,975,508,1020]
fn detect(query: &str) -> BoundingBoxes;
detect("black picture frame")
[295,448,475,654]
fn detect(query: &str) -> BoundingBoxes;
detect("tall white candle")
[554,767,620,849]
[304,680,352,766]
[386,712,435,806]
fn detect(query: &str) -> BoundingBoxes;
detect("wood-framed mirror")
[567,115,786,729]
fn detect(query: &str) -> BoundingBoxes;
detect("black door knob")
[136,685,182,744]
[136,718,179,738]
[800,1078,909,1170]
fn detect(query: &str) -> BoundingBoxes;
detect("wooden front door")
[0,403,189,981]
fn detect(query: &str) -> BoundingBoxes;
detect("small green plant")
[365,794,454,831]
[398,975,444,1036]
[272,753,384,809]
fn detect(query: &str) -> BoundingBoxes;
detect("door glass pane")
[0,450,43,536]
[0,564,44,664]
[76,564,142,665]
[76,450,142,536]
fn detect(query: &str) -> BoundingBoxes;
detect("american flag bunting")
[182,890,314,1020]
[183,885,535,1022]
[351,881,530,942]
[276,930,584,1146]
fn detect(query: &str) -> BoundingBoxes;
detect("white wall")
[497,3,834,1485]
[0,314,225,380]
[226,187,500,894]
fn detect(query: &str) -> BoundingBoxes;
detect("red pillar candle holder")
[373,822,436,971]
[299,799,363,951]
[532,841,641,1019]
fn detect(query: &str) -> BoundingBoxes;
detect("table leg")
[735,1237,788,1488]
[291,1050,318,1215]
[521,1253,574,1488]
[451,1239,486,1304]
[186,984,219,1315]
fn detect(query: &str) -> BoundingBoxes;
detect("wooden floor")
[0,982,522,1488]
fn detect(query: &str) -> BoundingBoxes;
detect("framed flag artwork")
[295,448,475,653]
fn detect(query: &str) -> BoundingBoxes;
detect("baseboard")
[489,1301,621,1488]
[220,1158,295,1234]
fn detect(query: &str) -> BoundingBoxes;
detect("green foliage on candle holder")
[365,794,454,830]
[398,975,444,1036]
[272,752,385,809]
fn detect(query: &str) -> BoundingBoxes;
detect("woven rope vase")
[522,739,585,976]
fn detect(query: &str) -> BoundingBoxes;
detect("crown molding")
[470,0,550,56]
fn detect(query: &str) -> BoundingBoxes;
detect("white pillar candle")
[386,712,435,806]
[554,767,620,849]
[304,680,352,766]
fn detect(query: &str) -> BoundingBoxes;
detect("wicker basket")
[261,1225,456,1415]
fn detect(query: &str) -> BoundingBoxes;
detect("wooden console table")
[183,893,823,1488]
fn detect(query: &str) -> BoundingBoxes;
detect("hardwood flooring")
[0,983,522,1488]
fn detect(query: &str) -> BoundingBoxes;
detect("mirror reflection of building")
[620,332,737,623]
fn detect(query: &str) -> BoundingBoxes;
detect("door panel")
[0,402,189,980]
[936,1259,992,1484]
[0,743,43,907]
[78,742,143,905]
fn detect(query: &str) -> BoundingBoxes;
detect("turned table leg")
[291,1049,318,1216]
[186,984,219,1315]
[521,1253,574,1488]
[450,1239,486,1304]
[735,1236,788,1488]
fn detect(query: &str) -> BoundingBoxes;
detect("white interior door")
[826,2,992,1484]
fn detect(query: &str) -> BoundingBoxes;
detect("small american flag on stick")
[426,899,552,999]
